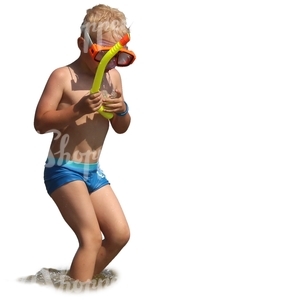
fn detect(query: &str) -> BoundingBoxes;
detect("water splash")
[18,267,117,292]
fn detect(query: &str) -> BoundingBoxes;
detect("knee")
[80,232,103,251]
[108,225,130,249]
[119,226,130,247]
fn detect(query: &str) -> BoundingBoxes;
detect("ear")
[77,37,85,50]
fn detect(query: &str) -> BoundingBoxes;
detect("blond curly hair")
[81,4,129,42]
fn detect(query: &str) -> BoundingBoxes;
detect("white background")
[0,0,300,299]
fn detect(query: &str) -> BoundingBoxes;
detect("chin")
[105,67,116,72]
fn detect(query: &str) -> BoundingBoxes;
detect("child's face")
[96,33,120,71]
[80,32,117,73]
[87,32,135,71]
[96,34,118,71]
[81,31,135,73]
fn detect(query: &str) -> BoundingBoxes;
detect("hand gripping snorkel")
[90,33,131,119]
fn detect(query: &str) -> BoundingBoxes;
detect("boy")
[34,4,135,282]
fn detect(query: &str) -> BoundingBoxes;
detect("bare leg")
[50,181,103,282]
[90,185,130,276]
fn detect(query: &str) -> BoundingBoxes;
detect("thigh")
[50,180,100,242]
[90,185,129,238]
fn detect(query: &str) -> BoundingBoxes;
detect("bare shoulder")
[47,66,70,86]
[36,66,71,111]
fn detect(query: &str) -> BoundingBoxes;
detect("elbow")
[34,119,47,134]
[113,122,131,134]
[112,115,131,134]
[115,128,128,134]
[34,125,44,135]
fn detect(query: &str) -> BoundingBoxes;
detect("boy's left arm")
[105,69,131,134]
[110,108,131,133]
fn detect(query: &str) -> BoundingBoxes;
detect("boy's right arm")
[34,68,103,134]
[34,68,83,134]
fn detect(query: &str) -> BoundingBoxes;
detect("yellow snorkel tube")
[90,33,131,119]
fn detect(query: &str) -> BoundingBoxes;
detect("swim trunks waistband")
[45,157,98,172]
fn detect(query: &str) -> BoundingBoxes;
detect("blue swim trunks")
[44,157,110,195]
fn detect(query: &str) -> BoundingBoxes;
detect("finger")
[90,94,102,103]
[90,92,99,99]
[110,90,122,98]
